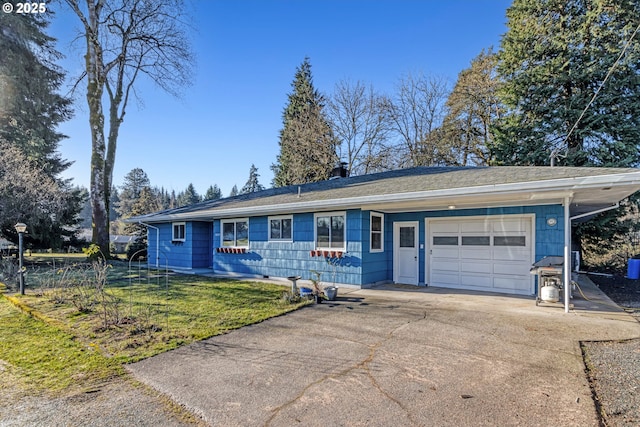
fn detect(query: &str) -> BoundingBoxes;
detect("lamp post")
[14,222,27,295]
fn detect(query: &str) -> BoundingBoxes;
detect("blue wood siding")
[212,211,364,285]
[149,204,564,288]
[147,222,211,269]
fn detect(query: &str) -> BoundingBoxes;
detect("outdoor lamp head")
[14,223,27,233]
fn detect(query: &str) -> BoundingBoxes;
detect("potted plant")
[309,270,324,303]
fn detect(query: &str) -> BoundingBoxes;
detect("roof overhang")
[130,171,640,223]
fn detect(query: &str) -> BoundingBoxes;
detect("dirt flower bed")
[582,274,640,427]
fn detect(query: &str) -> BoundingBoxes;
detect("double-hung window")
[172,222,185,242]
[315,212,345,249]
[269,216,292,241]
[222,219,249,247]
[370,213,384,252]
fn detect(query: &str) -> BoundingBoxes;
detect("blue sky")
[49,0,512,197]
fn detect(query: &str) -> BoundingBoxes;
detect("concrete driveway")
[128,279,640,426]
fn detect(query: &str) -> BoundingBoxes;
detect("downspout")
[563,196,571,313]
[138,222,159,268]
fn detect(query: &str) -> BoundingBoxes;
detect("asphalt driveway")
[128,279,640,426]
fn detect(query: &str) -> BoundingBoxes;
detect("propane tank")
[541,284,560,303]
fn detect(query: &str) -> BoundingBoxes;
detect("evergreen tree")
[229,185,239,197]
[492,0,640,270]
[240,164,265,194]
[116,168,151,219]
[0,7,83,248]
[109,187,120,221]
[204,184,222,201]
[492,0,640,167]
[123,186,160,236]
[271,57,339,187]
[0,4,72,176]
[176,183,200,207]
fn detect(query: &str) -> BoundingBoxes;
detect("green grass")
[0,296,122,393]
[1,267,309,394]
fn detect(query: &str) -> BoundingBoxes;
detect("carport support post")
[563,196,571,313]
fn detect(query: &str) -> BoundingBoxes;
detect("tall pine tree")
[492,0,640,167]
[271,58,339,187]
[0,4,72,176]
[240,164,265,194]
[204,184,222,201]
[0,5,82,248]
[492,0,640,270]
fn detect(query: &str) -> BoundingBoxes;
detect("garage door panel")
[493,248,530,261]
[432,260,460,272]
[460,248,492,260]
[432,272,460,285]
[461,274,492,288]
[493,276,530,291]
[461,222,490,232]
[461,261,492,274]
[493,220,527,232]
[432,247,459,258]
[437,223,460,233]
[428,216,534,296]
[493,262,529,275]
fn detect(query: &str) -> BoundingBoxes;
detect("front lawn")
[0,262,309,392]
[0,296,123,393]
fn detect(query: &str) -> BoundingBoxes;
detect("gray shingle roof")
[130,166,640,222]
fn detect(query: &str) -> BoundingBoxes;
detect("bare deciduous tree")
[0,140,65,240]
[328,80,393,176]
[65,0,194,255]
[387,73,451,167]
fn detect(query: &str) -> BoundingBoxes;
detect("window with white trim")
[269,215,293,241]
[370,212,384,252]
[315,212,345,249]
[221,219,249,247]
[172,222,185,241]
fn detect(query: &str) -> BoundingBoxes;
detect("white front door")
[394,221,419,285]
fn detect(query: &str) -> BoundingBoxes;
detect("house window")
[172,222,185,241]
[370,213,384,252]
[315,212,345,249]
[221,219,249,247]
[269,216,293,241]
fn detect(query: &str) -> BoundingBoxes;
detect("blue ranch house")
[128,166,640,300]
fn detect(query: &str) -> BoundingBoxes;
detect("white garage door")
[427,216,534,295]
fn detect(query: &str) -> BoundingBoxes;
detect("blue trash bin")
[627,258,640,279]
